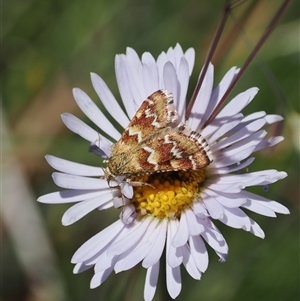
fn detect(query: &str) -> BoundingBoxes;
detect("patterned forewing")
[110,90,178,157]
[122,126,212,175]
[107,90,212,178]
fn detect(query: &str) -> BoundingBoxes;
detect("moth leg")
[126,179,157,191]
[110,193,136,225]
[107,180,119,188]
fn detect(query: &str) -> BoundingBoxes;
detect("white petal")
[216,130,266,160]
[52,172,109,190]
[142,52,159,96]
[184,47,195,76]
[182,245,201,280]
[215,87,258,120]
[125,47,146,106]
[89,141,110,159]
[205,189,247,208]
[61,113,113,145]
[38,189,116,204]
[188,63,214,130]
[208,114,243,145]
[242,199,277,217]
[249,218,265,238]
[73,88,121,141]
[166,264,181,299]
[232,170,279,181]
[193,201,209,216]
[107,217,151,256]
[114,247,138,274]
[112,195,124,208]
[201,114,242,139]
[116,218,159,272]
[167,220,183,268]
[212,119,267,151]
[144,262,160,301]
[157,51,168,87]
[189,236,208,272]
[117,241,152,273]
[99,201,114,210]
[45,155,104,176]
[73,262,93,274]
[119,204,136,225]
[205,181,245,193]
[83,250,106,266]
[202,192,224,219]
[201,222,228,255]
[230,111,265,133]
[177,57,190,120]
[172,211,189,247]
[254,136,284,152]
[142,219,167,268]
[173,44,184,69]
[166,46,176,67]
[239,190,290,214]
[203,88,258,137]
[185,208,205,235]
[209,157,255,175]
[115,54,135,119]
[122,182,133,199]
[241,111,266,123]
[62,192,115,225]
[71,220,124,263]
[212,145,256,168]
[91,72,129,129]
[163,62,179,107]
[240,170,287,185]
[264,114,283,124]
[90,267,114,289]
[202,67,239,125]
[94,248,115,272]
[214,173,268,187]
[219,207,251,231]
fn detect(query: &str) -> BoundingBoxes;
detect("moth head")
[106,152,131,177]
[104,165,129,191]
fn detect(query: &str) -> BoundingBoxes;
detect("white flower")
[38,44,289,301]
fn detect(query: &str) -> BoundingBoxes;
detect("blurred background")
[2,0,299,300]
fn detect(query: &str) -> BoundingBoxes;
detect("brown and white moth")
[104,90,213,182]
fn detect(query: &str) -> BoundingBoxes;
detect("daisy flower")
[38,44,289,301]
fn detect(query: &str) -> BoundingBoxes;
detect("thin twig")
[186,0,246,119]
[203,0,292,127]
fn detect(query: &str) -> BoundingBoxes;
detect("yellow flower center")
[130,170,206,219]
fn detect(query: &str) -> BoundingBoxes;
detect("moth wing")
[111,90,178,156]
[122,125,213,176]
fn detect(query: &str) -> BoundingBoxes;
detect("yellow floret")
[131,170,206,219]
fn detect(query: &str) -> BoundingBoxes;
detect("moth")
[104,89,213,183]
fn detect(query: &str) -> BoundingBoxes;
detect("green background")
[2,0,299,301]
